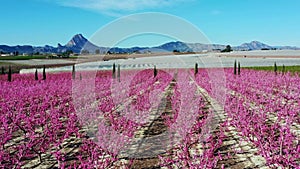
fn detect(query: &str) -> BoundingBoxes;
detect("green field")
[0,55,48,60]
[245,65,300,73]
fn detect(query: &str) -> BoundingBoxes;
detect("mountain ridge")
[0,34,299,55]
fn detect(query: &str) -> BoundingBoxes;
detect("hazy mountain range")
[0,34,299,55]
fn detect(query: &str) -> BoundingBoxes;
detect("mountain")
[106,41,300,53]
[66,34,88,48]
[273,45,300,50]
[0,34,299,55]
[235,41,272,51]
[65,34,106,53]
[156,41,192,52]
[0,34,107,54]
[186,43,226,52]
[0,45,34,54]
[145,41,226,53]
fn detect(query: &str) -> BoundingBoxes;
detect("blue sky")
[1,0,300,47]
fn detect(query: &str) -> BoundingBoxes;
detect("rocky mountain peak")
[66,34,88,47]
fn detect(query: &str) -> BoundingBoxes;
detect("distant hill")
[156,41,191,52]
[234,41,272,51]
[0,34,299,55]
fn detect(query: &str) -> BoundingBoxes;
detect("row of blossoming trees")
[0,63,299,168]
[0,61,288,82]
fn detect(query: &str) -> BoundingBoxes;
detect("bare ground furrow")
[193,82,269,169]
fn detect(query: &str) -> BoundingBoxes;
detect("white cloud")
[50,0,189,16]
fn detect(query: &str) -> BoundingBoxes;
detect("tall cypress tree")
[72,65,76,79]
[154,65,157,78]
[8,66,12,82]
[35,69,38,80]
[234,60,237,75]
[117,64,120,82]
[238,62,241,75]
[42,65,46,80]
[194,63,198,76]
[112,63,116,79]
[274,62,277,75]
